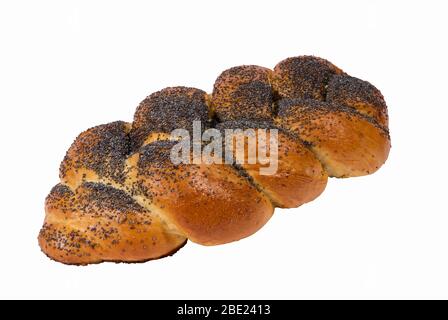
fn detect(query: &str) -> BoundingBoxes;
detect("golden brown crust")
[276,99,390,177]
[128,141,274,245]
[39,183,187,265]
[216,120,328,208]
[57,131,274,248]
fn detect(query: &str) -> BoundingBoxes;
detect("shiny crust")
[128,142,274,245]
[276,99,390,177]
[211,58,390,178]
[216,120,328,208]
[40,55,391,265]
[39,183,187,265]
[56,124,274,248]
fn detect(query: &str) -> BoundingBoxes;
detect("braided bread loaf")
[39,56,391,265]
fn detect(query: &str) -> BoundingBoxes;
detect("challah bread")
[39,55,391,265]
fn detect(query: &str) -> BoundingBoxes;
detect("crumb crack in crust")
[39,55,391,265]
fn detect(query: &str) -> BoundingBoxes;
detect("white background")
[0,0,447,299]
